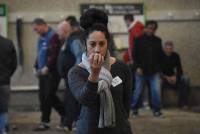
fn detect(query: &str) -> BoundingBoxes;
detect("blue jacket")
[37,28,55,69]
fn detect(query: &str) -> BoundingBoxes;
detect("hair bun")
[80,8,108,30]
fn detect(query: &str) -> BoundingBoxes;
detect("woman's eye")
[99,41,105,47]
[90,42,96,47]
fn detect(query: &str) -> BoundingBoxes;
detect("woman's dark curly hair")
[80,8,108,30]
[80,8,110,51]
[85,23,110,40]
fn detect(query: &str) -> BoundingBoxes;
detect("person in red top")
[123,14,145,111]
[123,14,144,64]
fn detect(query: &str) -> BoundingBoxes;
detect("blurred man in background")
[32,18,65,131]
[132,20,163,117]
[57,16,84,131]
[0,35,17,134]
[123,14,144,64]
[161,41,190,109]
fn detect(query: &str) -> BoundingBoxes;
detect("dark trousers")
[0,85,10,133]
[63,78,80,126]
[0,85,10,113]
[161,75,190,107]
[39,74,65,123]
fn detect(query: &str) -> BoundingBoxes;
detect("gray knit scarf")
[82,51,116,128]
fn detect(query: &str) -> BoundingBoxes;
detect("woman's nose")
[95,45,100,53]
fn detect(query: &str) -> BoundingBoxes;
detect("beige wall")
[0,0,200,86]
[158,21,200,85]
[2,0,200,12]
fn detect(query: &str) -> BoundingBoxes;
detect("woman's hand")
[88,53,104,82]
[89,53,104,72]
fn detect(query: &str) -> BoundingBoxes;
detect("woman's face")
[86,31,108,57]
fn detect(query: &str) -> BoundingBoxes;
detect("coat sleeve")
[47,34,60,70]
[68,67,99,106]
[70,39,83,65]
[133,37,140,69]
[8,40,17,76]
[175,53,183,81]
[122,63,132,119]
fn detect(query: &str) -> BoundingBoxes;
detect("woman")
[68,22,133,134]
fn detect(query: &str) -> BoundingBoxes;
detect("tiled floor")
[8,108,200,134]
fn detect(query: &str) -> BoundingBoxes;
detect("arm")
[8,41,17,76]
[68,67,99,106]
[176,54,183,81]
[133,38,140,68]
[37,38,49,74]
[158,39,164,71]
[68,53,103,106]
[133,38,143,74]
[123,63,132,118]
[70,39,83,65]
[34,40,40,70]
[129,22,144,63]
[47,34,60,70]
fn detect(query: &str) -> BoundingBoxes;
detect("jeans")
[0,113,7,133]
[161,75,190,107]
[132,73,161,112]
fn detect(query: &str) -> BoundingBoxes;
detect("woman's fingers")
[89,53,104,69]
[95,53,104,66]
[101,55,104,64]
[93,53,99,64]
[89,53,95,64]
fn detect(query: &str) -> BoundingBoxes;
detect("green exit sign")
[0,4,6,16]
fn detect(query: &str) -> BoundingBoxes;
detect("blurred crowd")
[0,8,190,134]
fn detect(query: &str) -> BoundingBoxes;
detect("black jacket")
[133,34,163,75]
[0,35,17,86]
[160,52,183,80]
[57,30,84,78]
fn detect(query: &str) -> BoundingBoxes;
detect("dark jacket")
[133,34,163,75]
[0,35,17,113]
[68,61,132,134]
[36,28,55,70]
[46,34,62,73]
[0,35,17,86]
[34,33,61,75]
[57,30,84,78]
[160,52,183,81]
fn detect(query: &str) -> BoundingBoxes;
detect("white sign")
[0,4,7,37]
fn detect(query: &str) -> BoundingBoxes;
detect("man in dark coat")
[57,16,84,131]
[161,41,190,108]
[132,21,163,117]
[0,35,17,134]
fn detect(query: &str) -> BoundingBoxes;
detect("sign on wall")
[81,4,144,15]
[80,3,145,49]
[81,3,145,33]
[0,4,7,37]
